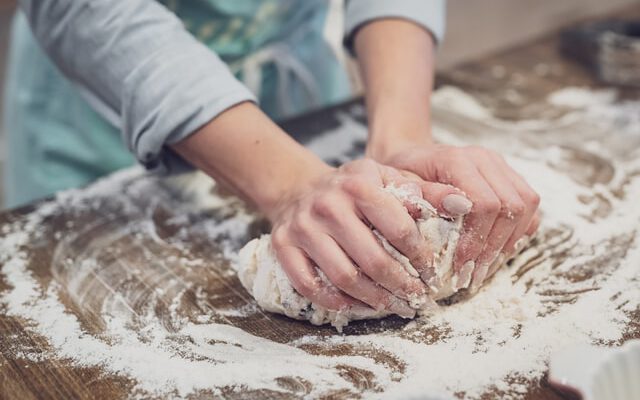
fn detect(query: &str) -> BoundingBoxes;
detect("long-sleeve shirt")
[18,0,445,173]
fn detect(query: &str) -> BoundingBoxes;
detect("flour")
[0,177,392,398]
[303,107,368,163]
[233,185,467,331]
[1,85,639,399]
[548,86,640,136]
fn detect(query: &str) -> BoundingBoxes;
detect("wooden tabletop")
[2,7,640,400]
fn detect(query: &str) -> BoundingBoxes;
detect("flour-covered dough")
[234,185,508,331]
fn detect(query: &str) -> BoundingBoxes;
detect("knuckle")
[271,227,288,248]
[453,152,475,167]
[474,197,501,215]
[338,162,354,174]
[489,151,506,164]
[467,145,490,157]
[341,158,375,174]
[503,237,517,251]
[456,234,481,256]
[295,279,318,299]
[450,147,468,160]
[364,252,392,277]
[466,145,483,153]
[502,200,526,219]
[356,158,377,170]
[410,248,431,269]
[291,212,314,238]
[392,222,415,242]
[341,176,372,198]
[372,252,392,271]
[311,194,340,221]
[525,191,541,208]
[375,295,391,310]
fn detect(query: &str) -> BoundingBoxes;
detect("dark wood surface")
[1,7,640,400]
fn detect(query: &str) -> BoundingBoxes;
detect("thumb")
[420,181,473,217]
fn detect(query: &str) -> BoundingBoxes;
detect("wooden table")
[1,8,640,400]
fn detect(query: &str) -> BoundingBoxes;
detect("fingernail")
[487,252,506,278]
[514,236,531,253]
[417,296,439,315]
[454,261,475,290]
[388,297,416,318]
[443,194,473,216]
[347,305,383,318]
[405,292,429,310]
[394,280,426,306]
[470,263,490,292]
[420,267,436,287]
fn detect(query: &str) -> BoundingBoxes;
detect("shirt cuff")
[343,0,446,54]
[122,40,257,175]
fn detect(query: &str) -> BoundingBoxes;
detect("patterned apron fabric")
[3,0,351,207]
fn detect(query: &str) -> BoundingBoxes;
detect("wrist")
[366,104,433,163]
[366,136,432,164]
[171,102,333,220]
[354,18,436,165]
[258,156,333,221]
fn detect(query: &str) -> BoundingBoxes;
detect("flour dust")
[1,86,639,399]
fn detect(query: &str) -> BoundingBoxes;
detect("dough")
[234,185,516,331]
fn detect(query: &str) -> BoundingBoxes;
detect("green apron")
[3,0,351,208]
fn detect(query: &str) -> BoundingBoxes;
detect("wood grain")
[1,8,639,399]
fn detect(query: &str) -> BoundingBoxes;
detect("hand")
[374,144,540,290]
[352,15,539,290]
[265,159,449,316]
[171,103,440,315]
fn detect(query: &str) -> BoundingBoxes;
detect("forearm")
[354,19,436,161]
[172,102,330,218]
[20,0,255,173]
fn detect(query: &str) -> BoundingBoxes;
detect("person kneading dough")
[5,1,540,327]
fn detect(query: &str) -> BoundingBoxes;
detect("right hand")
[170,102,467,315]
[264,159,463,317]
[373,144,540,291]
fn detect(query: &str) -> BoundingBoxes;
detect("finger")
[377,166,427,218]
[485,252,506,280]
[344,177,433,276]
[419,181,473,218]
[496,157,541,253]
[379,164,416,184]
[276,244,355,311]
[303,233,415,318]
[384,176,473,222]
[526,212,540,236]
[446,164,501,285]
[486,213,540,279]
[470,164,526,290]
[376,167,431,224]
[322,211,427,303]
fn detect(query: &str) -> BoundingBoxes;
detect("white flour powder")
[1,86,639,399]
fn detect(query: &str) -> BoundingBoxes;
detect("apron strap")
[241,42,322,116]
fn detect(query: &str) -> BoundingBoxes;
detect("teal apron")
[3,0,352,208]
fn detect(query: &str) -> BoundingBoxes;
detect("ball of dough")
[233,185,521,331]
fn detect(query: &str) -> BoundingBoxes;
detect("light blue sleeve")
[344,0,446,52]
[18,0,256,173]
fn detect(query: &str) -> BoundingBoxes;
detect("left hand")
[372,144,540,290]
[352,17,539,291]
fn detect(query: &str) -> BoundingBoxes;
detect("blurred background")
[0,0,638,208]
[1,0,14,206]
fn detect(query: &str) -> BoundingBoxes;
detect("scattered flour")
[0,86,639,399]
[548,86,640,136]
